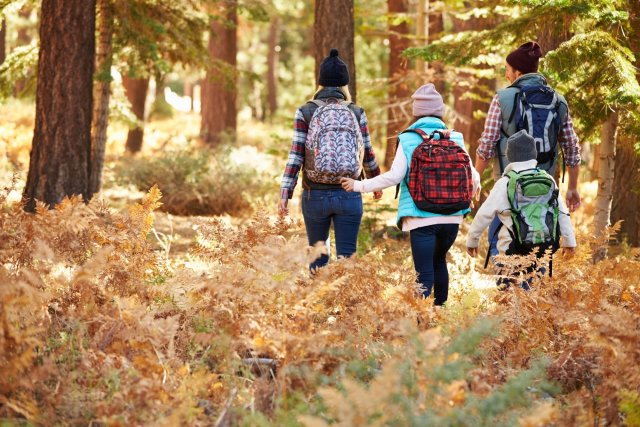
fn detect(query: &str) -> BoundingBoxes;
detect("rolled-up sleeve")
[559,112,581,167]
[359,111,381,178]
[476,95,502,160]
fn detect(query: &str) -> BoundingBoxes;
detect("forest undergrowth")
[1,108,639,426]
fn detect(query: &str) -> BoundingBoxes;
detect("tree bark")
[592,113,619,261]
[384,0,411,169]
[90,0,114,194]
[536,15,573,54]
[23,0,96,212]
[201,2,237,144]
[14,6,33,96]
[451,13,494,160]
[0,19,6,65]
[314,0,356,102]
[266,16,279,120]
[122,76,150,154]
[611,1,640,246]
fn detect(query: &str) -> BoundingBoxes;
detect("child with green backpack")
[466,130,576,288]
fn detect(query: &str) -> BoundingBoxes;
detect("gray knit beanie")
[506,130,537,163]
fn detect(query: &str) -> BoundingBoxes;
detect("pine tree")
[201,0,238,144]
[314,0,357,102]
[23,0,96,211]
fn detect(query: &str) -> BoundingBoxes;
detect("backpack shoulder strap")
[301,99,326,125]
[393,129,430,199]
[338,101,363,124]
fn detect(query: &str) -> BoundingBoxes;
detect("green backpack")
[505,168,560,256]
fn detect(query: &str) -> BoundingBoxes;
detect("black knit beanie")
[318,48,349,87]
[506,42,543,74]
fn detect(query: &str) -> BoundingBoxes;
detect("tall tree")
[23,0,96,211]
[201,1,238,144]
[611,0,640,247]
[122,76,150,153]
[266,15,279,120]
[450,9,495,162]
[314,0,356,102]
[90,0,114,194]
[0,19,6,65]
[384,0,411,168]
[13,5,33,96]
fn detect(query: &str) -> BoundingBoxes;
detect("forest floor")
[1,104,639,426]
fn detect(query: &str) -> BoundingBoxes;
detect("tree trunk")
[23,0,96,212]
[427,8,446,95]
[611,1,640,246]
[122,76,150,154]
[266,16,279,120]
[384,0,411,169]
[201,2,237,144]
[14,6,33,96]
[536,15,573,54]
[611,136,640,246]
[0,19,6,65]
[451,13,494,159]
[89,0,114,194]
[184,80,194,112]
[415,0,426,73]
[314,0,356,102]
[592,113,619,261]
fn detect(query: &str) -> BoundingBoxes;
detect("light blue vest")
[396,117,471,228]
[494,73,568,180]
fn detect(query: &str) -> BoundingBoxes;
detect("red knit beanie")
[506,42,543,74]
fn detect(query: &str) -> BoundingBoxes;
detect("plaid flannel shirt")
[280,108,381,199]
[476,94,581,167]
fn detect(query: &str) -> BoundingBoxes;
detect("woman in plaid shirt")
[278,49,381,272]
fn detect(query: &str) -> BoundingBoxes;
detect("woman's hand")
[278,199,289,216]
[373,191,383,200]
[340,177,356,192]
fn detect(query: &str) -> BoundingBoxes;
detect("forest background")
[0,0,639,426]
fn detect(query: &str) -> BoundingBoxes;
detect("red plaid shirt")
[476,94,581,167]
[280,108,381,199]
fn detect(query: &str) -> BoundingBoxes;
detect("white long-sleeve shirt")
[352,145,481,231]
[466,159,577,253]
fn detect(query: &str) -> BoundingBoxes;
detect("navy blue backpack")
[508,84,563,168]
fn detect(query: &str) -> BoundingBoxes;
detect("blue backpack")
[508,84,563,168]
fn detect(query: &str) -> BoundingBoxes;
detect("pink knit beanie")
[412,83,445,118]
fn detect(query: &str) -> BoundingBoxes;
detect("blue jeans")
[301,189,363,271]
[409,224,460,305]
[487,215,501,258]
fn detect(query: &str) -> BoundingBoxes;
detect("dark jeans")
[487,215,501,258]
[301,189,363,271]
[409,223,460,306]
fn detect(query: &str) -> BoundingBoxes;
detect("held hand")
[466,246,478,257]
[340,177,356,192]
[373,191,383,200]
[566,189,581,212]
[474,186,482,202]
[277,199,289,216]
